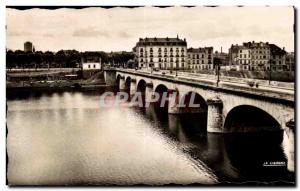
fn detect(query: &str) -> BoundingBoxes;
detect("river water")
[7,89,294,185]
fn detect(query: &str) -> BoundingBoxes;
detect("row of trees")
[6,49,135,69]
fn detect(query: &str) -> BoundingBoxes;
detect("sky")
[6,6,294,53]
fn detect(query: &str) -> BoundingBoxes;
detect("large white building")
[133,37,188,70]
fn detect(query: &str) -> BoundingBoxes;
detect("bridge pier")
[207,97,224,133]
[168,89,180,114]
[104,70,116,86]
[119,76,125,90]
[145,83,154,103]
[130,79,137,97]
[283,120,294,172]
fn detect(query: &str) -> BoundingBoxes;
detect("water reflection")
[142,105,293,183]
[7,90,217,185]
[7,90,294,185]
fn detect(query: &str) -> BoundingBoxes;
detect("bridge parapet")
[116,69,294,103]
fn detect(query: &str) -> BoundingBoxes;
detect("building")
[228,44,252,71]
[228,41,287,71]
[133,36,187,69]
[81,58,102,79]
[214,49,229,66]
[82,62,101,70]
[24,41,33,52]
[269,44,287,71]
[285,52,295,71]
[187,47,213,70]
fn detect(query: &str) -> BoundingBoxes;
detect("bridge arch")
[154,84,169,94]
[125,76,131,90]
[224,105,281,133]
[116,74,122,85]
[178,91,209,132]
[136,79,147,93]
[179,91,208,113]
[154,84,169,108]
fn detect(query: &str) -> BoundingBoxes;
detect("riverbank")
[6,69,109,94]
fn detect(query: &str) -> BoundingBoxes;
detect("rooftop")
[136,37,187,46]
[187,47,213,53]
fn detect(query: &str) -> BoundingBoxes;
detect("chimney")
[283,47,285,51]
[221,46,223,53]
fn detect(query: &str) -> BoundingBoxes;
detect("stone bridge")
[104,68,295,172]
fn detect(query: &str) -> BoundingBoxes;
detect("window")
[88,65,90,68]
[164,48,167,52]
[158,48,161,52]
[170,48,173,52]
[197,55,199,59]
[140,48,143,52]
[150,48,153,52]
[94,64,96,68]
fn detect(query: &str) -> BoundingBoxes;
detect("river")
[6,89,294,185]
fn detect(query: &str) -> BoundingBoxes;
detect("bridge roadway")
[104,68,295,172]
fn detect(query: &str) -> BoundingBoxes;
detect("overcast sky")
[6,6,294,52]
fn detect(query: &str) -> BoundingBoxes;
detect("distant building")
[133,36,188,69]
[228,41,287,71]
[24,41,33,52]
[187,47,213,70]
[81,58,102,79]
[82,62,101,70]
[213,49,229,66]
[285,52,295,71]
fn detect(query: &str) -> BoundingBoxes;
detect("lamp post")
[217,63,220,86]
[269,61,272,85]
[214,58,221,87]
[175,61,178,77]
